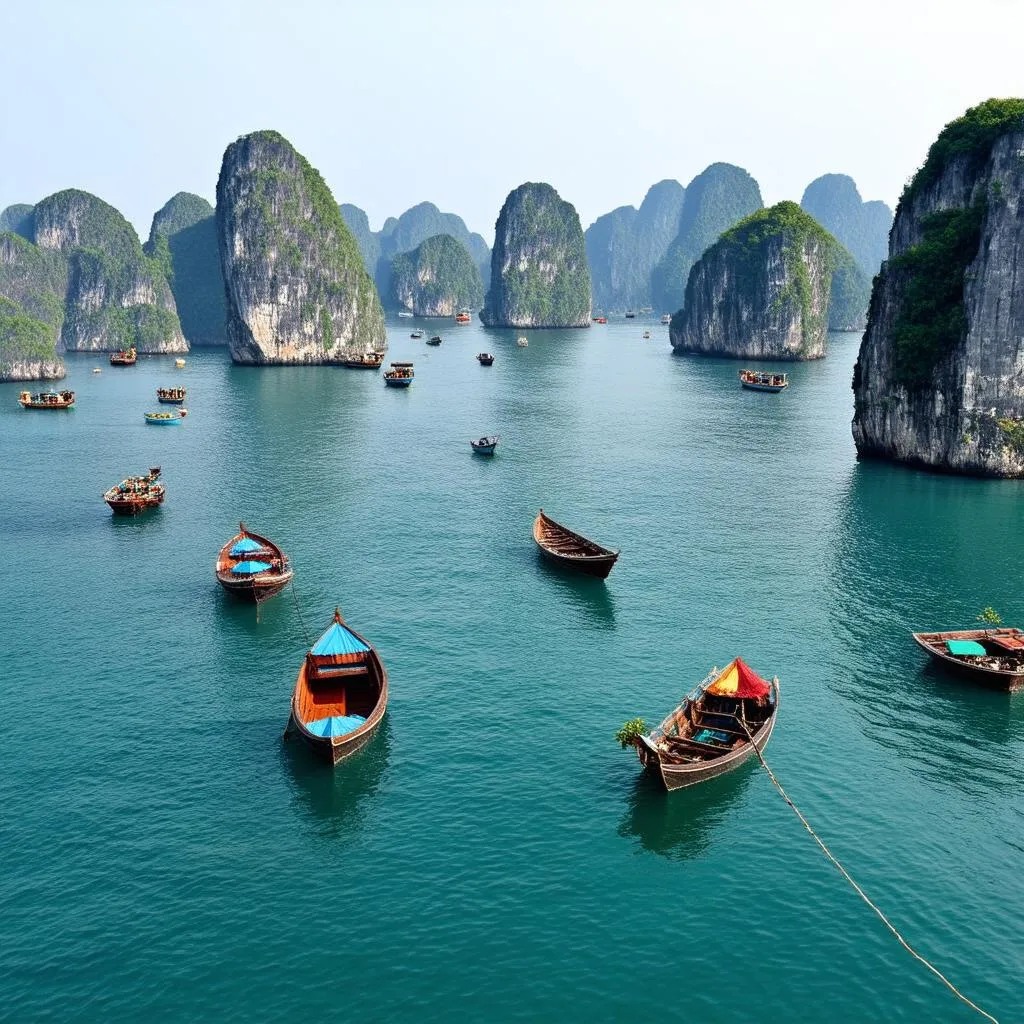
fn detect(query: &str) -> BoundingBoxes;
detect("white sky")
[2,0,1022,243]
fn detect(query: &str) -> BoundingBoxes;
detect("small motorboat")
[642,330,651,339]
[426,335,443,346]
[285,608,389,766]
[594,316,607,324]
[532,509,619,579]
[19,389,75,410]
[477,353,495,366]
[383,362,414,387]
[632,660,780,791]
[625,310,636,319]
[739,369,789,393]
[144,410,185,425]
[103,466,164,516]
[411,329,425,339]
[455,310,471,324]
[517,336,529,347]
[175,358,186,368]
[110,347,137,366]
[215,522,294,603]
[470,435,499,456]
[660,314,672,324]
[911,628,1024,690]
[341,351,385,369]
[156,386,187,404]
[397,310,414,318]
[92,368,102,374]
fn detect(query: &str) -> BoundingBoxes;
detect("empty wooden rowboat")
[532,509,619,579]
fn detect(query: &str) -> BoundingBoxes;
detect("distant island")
[389,234,484,316]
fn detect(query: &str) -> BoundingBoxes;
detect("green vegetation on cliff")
[829,250,872,330]
[0,297,58,363]
[0,232,67,374]
[389,233,484,315]
[339,203,382,277]
[800,174,892,276]
[0,204,35,240]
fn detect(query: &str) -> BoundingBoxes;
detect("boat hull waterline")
[532,509,619,579]
[215,522,295,603]
[912,628,1024,691]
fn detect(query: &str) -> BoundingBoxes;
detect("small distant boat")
[157,386,187,404]
[593,316,607,324]
[517,336,529,347]
[175,358,186,369]
[110,347,137,366]
[144,410,185,425]
[477,353,495,366]
[341,350,385,369]
[286,608,389,766]
[660,314,671,324]
[19,389,75,410]
[215,522,294,603]
[455,310,471,324]
[411,329,425,339]
[103,466,164,516]
[532,509,620,579]
[471,435,499,455]
[426,335,443,346]
[625,310,636,319]
[383,362,414,387]
[739,369,789,393]
[642,330,651,339]
[633,659,780,791]
[912,628,1024,691]
[92,368,102,374]
[397,310,414,318]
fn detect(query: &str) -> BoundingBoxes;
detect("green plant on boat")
[976,607,1002,627]
[615,718,647,749]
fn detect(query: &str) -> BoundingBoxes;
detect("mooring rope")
[740,724,999,1024]
[288,579,313,649]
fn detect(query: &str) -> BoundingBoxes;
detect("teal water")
[2,319,1022,1022]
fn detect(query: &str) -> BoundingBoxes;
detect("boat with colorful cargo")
[341,350,385,369]
[144,410,186,425]
[286,608,389,766]
[103,466,165,516]
[156,386,187,404]
[215,522,294,603]
[383,362,414,387]
[455,310,471,324]
[110,347,137,366]
[740,369,789,393]
[19,389,75,410]
[911,628,1024,690]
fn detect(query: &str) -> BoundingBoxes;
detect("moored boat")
[426,335,443,346]
[532,509,619,579]
[286,608,389,766]
[633,659,780,791]
[625,310,636,319]
[157,386,187,404]
[411,329,425,339]
[215,522,294,603]
[471,435,499,455]
[593,316,607,324]
[911,628,1024,691]
[517,336,529,347]
[660,314,671,324]
[110,347,137,366]
[175,358,186,368]
[739,369,789,392]
[341,350,385,369]
[477,352,495,366]
[642,330,651,339]
[383,361,414,387]
[19,389,75,410]
[397,310,414,318]
[455,310,471,324]
[144,410,185,425]
[103,466,164,516]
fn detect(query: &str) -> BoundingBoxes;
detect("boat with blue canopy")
[215,522,294,603]
[286,608,388,765]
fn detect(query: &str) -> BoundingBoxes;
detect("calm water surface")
[2,319,1022,1022]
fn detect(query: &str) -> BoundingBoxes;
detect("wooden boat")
[739,369,789,392]
[109,347,137,366]
[157,386,187,404]
[341,350,385,369]
[912,628,1024,691]
[286,608,388,766]
[634,660,780,791]
[411,329,425,339]
[175,358,186,368]
[517,336,529,347]
[455,310,471,324]
[593,316,607,324]
[397,310,414,318]
[477,353,495,366]
[471,435,499,455]
[144,410,185,425]
[660,314,671,324]
[19,389,75,409]
[103,466,165,516]
[215,522,294,602]
[92,368,102,374]
[532,509,620,579]
[383,361,414,387]
[426,335,443,346]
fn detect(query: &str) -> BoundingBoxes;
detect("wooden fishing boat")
[157,386,187,404]
[341,350,385,369]
[426,335,443,346]
[383,361,414,387]
[455,310,471,324]
[144,410,185,425]
[19,389,75,409]
[517,336,529,347]
[739,369,789,392]
[593,316,607,324]
[471,435,499,455]
[215,522,294,602]
[103,466,164,516]
[532,509,620,579]
[634,660,780,791]
[477,353,495,366]
[286,608,388,766]
[175,358,186,368]
[109,347,137,366]
[912,628,1024,691]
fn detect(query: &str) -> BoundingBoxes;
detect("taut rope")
[739,723,999,1024]
[288,579,313,649]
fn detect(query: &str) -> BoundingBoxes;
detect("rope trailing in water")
[740,725,999,1024]
[288,579,313,649]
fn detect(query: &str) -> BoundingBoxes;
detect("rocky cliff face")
[216,131,385,364]
[389,234,484,316]
[146,192,226,345]
[32,189,186,353]
[339,204,382,278]
[481,182,591,328]
[651,164,763,315]
[0,204,35,240]
[585,179,685,311]
[670,202,834,360]
[801,174,892,276]
[852,99,1024,476]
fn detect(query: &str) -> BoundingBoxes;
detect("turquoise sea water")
[2,318,1022,1022]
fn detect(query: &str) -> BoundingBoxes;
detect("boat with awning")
[911,627,1024,690]
[215,522,294,602]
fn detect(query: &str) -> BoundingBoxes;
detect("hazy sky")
[3,0,1023,243]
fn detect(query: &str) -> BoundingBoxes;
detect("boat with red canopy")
[286,608,388,766]
[633,658,779,790]
[912,627,1024,690]
[215,522,294,603]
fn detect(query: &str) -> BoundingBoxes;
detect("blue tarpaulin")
[312,621,370,657]
[230,537,264,556]
[305,714,367,737]
[231,560,272,575]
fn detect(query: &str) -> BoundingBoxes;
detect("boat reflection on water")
[281,717,391,837]
[617,766,753,861]
[533,551,617,629]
